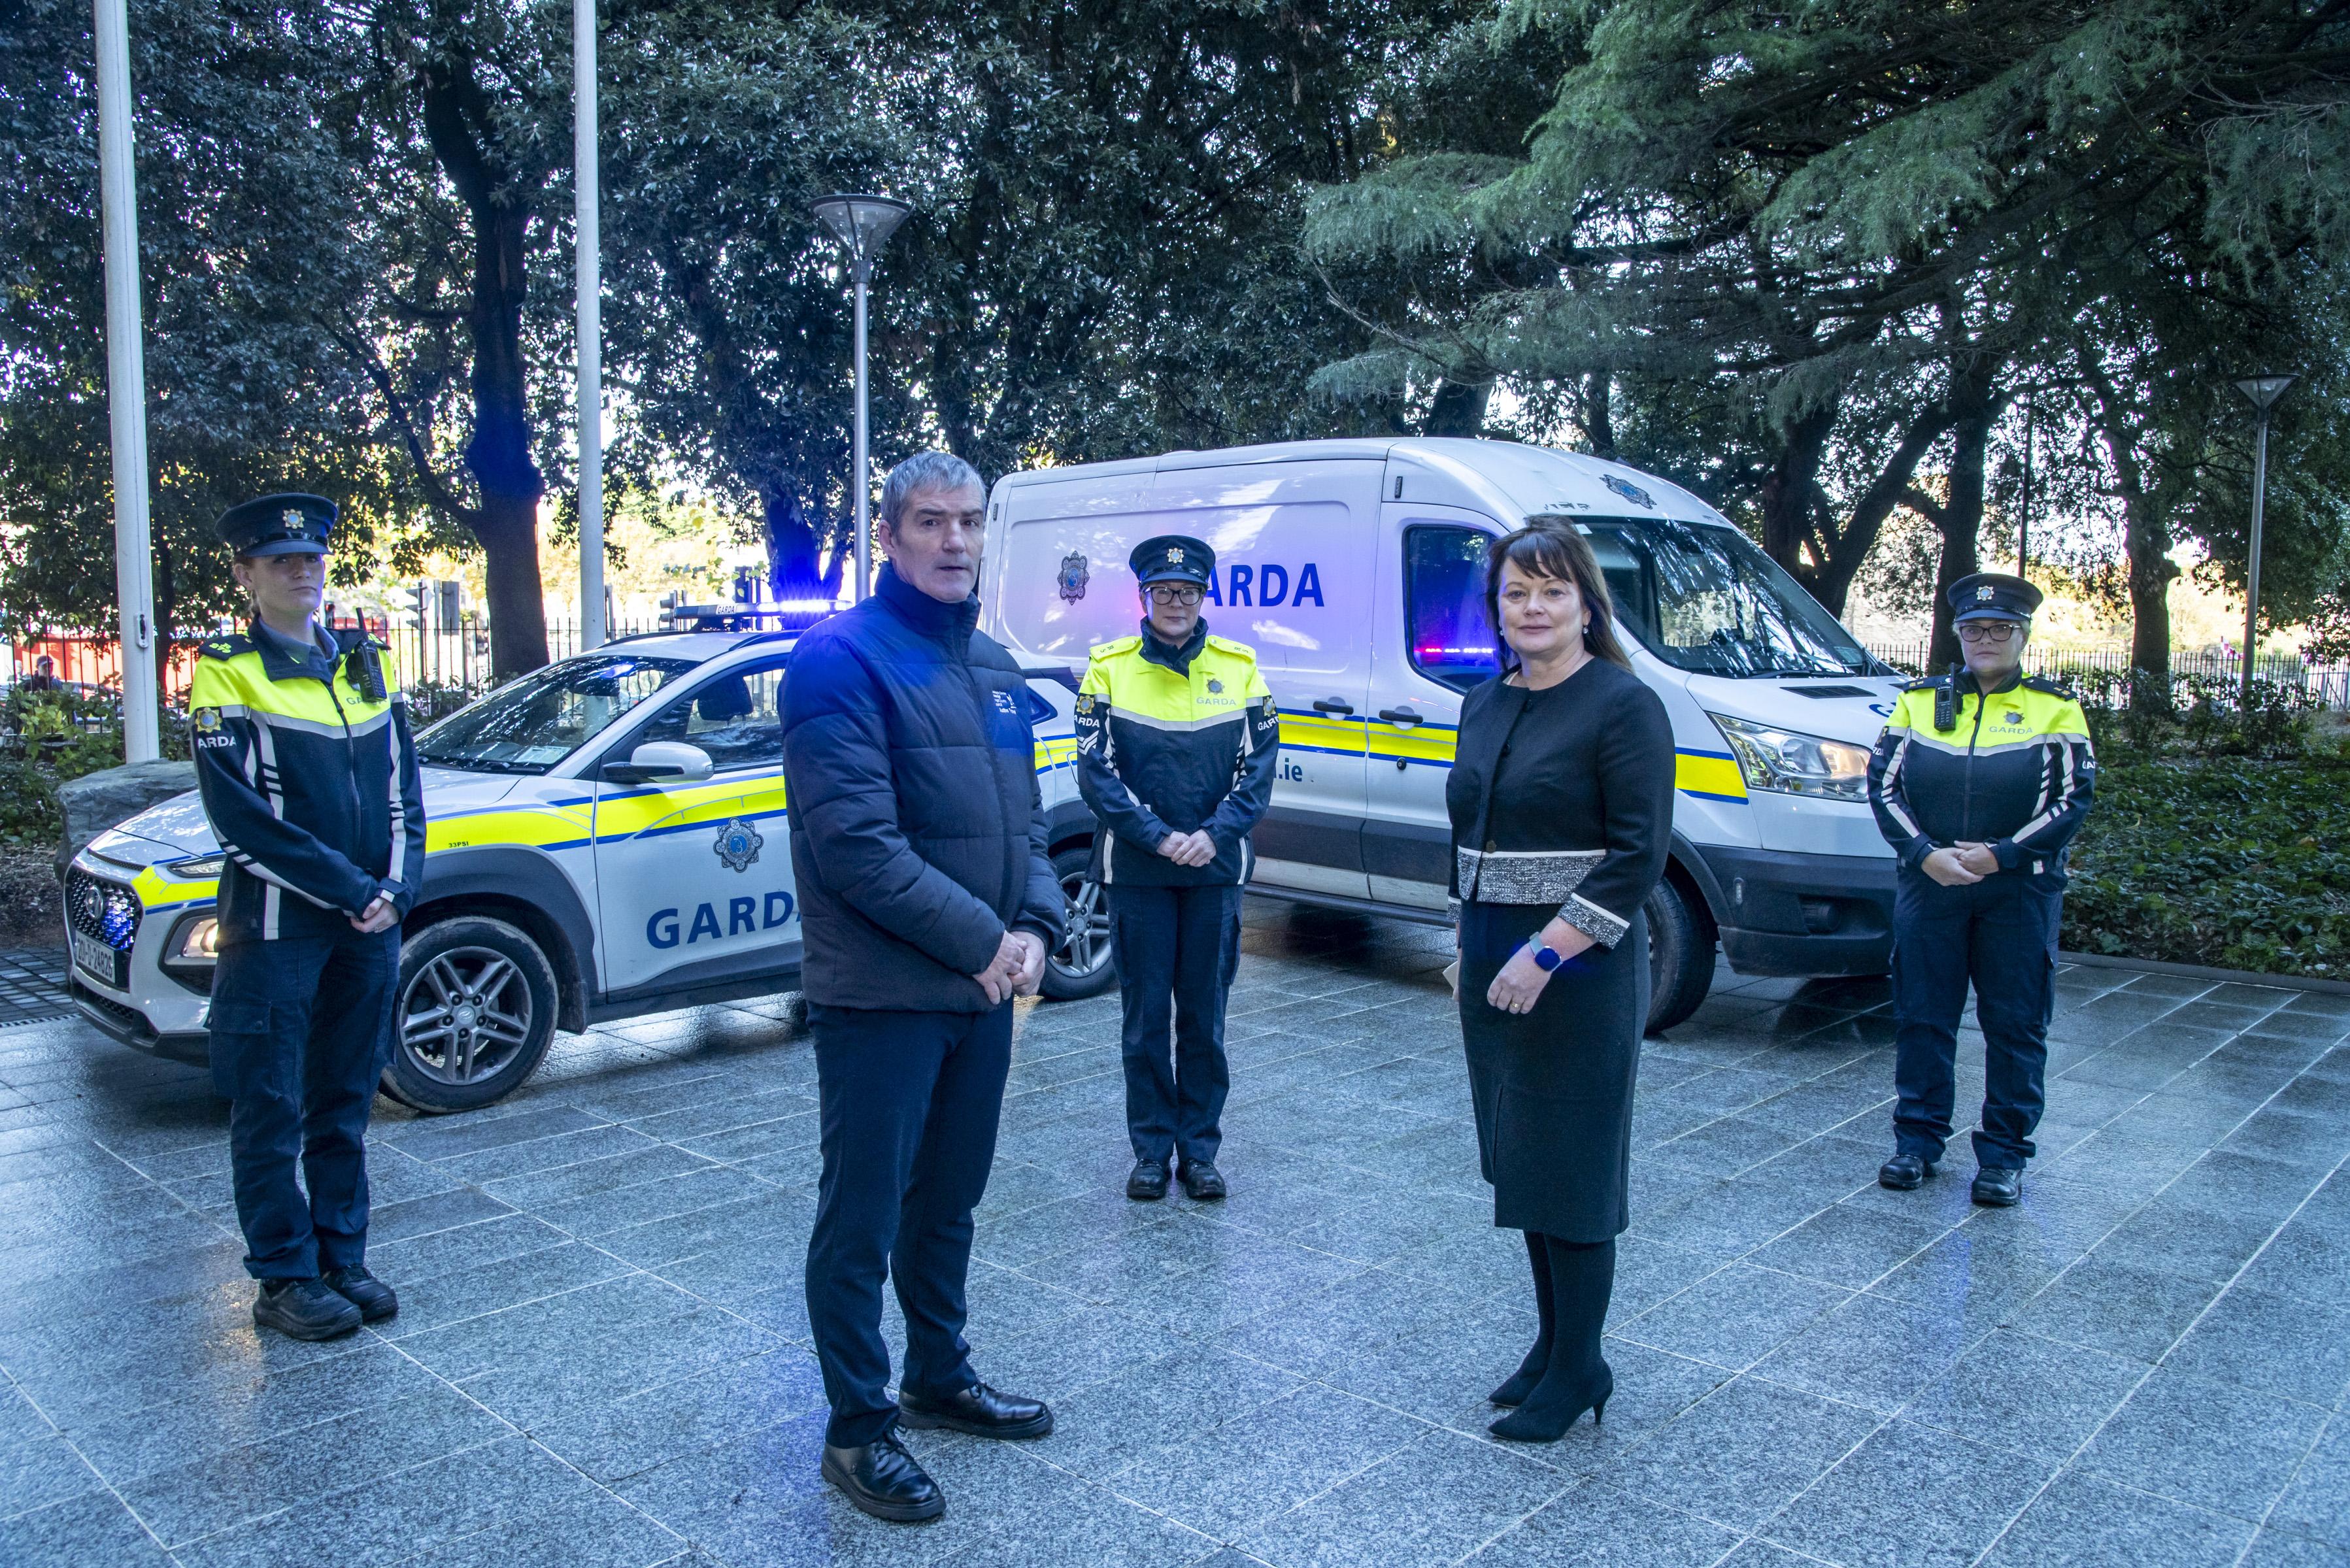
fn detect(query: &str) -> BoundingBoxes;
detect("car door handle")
[1311,698,1355,714]
[1379,707,1424,729]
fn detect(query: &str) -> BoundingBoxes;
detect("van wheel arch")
[1645,861,1719,1035]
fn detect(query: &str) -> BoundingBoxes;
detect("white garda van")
[981,438,1906,1031]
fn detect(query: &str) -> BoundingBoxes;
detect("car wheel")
[780,992,809,1033]
[1645,876,1716,1035]
[1040,846,1116,1000]
[380,916,559,1114]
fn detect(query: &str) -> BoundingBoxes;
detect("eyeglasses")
[1147,586,1203,607]
[1958,622,2022,644]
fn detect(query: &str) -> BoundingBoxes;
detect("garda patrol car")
[64,630,1102,1112]
[983,438,1910,1033]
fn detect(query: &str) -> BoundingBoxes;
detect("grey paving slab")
[1763,1418,2055,1568]
[3,926,2345,1565]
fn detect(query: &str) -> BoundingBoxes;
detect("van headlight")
[1709,714,1872,801]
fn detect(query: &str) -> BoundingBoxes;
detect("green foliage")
[0,686,180,848]
[2067,756,2350,980]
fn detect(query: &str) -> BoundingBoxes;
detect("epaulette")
[2021,674,2077,700]
[1900,675,1945,692]
[1204,634,1257,661]
[197,633,252,660]
[1090,635,1142,658]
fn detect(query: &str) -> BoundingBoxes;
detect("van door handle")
[1311,698,1355,714]
[1379,707,1423,729]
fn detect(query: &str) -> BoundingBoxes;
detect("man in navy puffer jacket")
[782,452,1064,1524]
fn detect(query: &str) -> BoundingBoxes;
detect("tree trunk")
[1759,402,1837,586]
[760,483,830,626]
[1809,405,1957,616]
[1926,408,1992,675]
[1582,373,1615,459]
[1424,375,1490,439]
[420,48,550,682]
[2084,362,2175,711]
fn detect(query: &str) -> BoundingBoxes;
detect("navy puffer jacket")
[782,564,1064,1011]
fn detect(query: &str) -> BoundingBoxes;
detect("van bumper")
[1687,844,1896,978]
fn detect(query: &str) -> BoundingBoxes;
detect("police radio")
[1934,678,1957,733]
[345,638,388,703]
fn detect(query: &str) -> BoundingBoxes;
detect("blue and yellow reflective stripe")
[1035,736,1081,775]
[1276,714,1369,759]
[1673,750,1747,803]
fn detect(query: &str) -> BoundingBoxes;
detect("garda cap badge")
[713,818,764,874]
[1977,584,1994,601]
[282,509,308,535]
[1057,551,1090,604]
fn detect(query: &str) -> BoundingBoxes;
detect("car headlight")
[171,916,220,962]
[1709,714,1872,801]
[166,856,224,879]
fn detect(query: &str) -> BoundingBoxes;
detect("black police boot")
[1126,1158,1169,1201]
[1878,1153,1935,1191]
[821,1431,945,1523]
[252,1278,363,1341]
[898,1382,1054,1439]
[322,1265,399,1323]
[1972,1166,2024,1207]
[1179,1159,1228,1201]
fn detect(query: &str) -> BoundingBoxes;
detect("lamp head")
[811,193,911,261]
[2235,374,2296,412]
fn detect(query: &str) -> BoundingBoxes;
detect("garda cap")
[1948,571,2041,624]
[1131,535,1214,589]
[216,493,335,558]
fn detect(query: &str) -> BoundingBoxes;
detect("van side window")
[631,658,788,772]
[1404,526,1501,692]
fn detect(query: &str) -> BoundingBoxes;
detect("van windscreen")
[1585,519,1870,678]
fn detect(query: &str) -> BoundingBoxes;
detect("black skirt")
[1457,899,1648,1241]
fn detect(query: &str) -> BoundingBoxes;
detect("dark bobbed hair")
[1484,520,1634,673]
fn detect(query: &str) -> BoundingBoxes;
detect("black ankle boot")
[1490,1231,1555,1407]
[1490,1236,1616,1443]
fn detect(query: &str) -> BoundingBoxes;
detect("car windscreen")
[416,654,698,774]
[1583,518,1871,678]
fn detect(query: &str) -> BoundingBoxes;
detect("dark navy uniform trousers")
[803,1001,1012,1447]
[1109,882,1242,1166]
[208,929,399,1280]
[1889,867,2064,1168]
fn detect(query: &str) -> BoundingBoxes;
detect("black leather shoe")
[1126,1159,1169,1201]
[821,1431,944,1523]
[322,1265,398,1323]
[1972,1166,2024,1207]
[1179,1159,1228,1201]
[1878,1153,1935,1190]
[252,1278,363,1341]
[898,1381,1053,1439]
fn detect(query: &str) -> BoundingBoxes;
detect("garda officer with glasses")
[1866,573,2095,1207]
[190,495,426,1340]
[1076,536,1279,1203]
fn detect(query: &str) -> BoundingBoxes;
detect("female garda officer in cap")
[1075,535,1279,1202]
[189,494,426,1340]
[1865,572,2094,1207]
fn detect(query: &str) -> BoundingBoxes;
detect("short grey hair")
[879,451,984,531]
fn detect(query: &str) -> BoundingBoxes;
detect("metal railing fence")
[1862,642,2350,709]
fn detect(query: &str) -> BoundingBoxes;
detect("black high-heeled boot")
[1490,1230,1556,1407]
[1490,1236,1615,1443]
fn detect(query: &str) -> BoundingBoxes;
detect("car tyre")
[380,916,560,1114]
[1645,876,1715,1035]
[1040,845,1116,1001]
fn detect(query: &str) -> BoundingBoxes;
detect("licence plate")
[71,927,126,989]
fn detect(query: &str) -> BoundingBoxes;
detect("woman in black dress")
[1448,521,1675,1443]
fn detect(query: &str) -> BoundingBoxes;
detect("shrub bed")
[2064,753,2350,982]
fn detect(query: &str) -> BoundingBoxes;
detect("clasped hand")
[1922,842,2000,887]
[1485,924,1596,1015]
[349,893,399,934]
[1156,828,1217,869]
[971,929,1048,1005]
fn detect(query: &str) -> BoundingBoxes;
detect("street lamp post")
[575,0,604,649]
[811,195,911,603]
[2234,373,2296,705]
[93,0,159,762]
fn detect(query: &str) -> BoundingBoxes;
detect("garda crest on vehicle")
[1058,551,1090,603]
[713,817,764,873]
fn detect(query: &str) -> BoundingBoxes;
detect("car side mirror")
[600,741,714,787]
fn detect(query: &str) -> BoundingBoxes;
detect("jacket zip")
[1960,685,1986,842]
